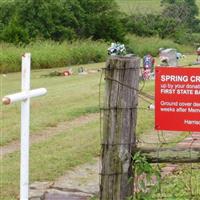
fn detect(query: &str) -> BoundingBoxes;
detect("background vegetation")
[1,1,200,199]
[1,0,200,45]
[1,0,200,72]
[0,39,108,72]
[0,0,125,44]
[1,34,195,73]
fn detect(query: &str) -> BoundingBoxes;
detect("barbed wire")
[99,65,200,199]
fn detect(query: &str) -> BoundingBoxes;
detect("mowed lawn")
[0,61,155,199]
[1,55,198,199]
[0,59,159,146]
[1,63,104,145]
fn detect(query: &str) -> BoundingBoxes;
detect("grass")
[127,34,195,57]
[116,0,162,15]
[0,35,195,74]
[0,60,157,145]
[1,54,198,146]
[91,162,200,199]
[0,63,104,145]
[0,119,100,200]
[0,40,108,73]
[1,55,199,199]
[0,61,156,199]
[116,0,200,18]
[141,164,200,199]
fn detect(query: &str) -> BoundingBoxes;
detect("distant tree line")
[125,0,200,45]
[0,0,200,45]
[0,0,125,44]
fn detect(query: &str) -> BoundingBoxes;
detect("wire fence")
[99,66,200,199]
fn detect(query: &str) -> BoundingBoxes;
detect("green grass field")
[127,34,195,57]
[1,61,156,146]
[147,164,200,199]
[116,0,162,15]
[0,40,108,73]
[1,59,200,199]
[1,119,100,200]
[0,34,195,74]
[116,0,200,17]
[0,61,155,199]
[1,63,104,145]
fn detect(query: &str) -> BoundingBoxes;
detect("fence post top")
[108,55,140,60]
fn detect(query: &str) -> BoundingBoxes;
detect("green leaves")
[131,152,161,199]
[133,152,155,176]
[0,0,125,44]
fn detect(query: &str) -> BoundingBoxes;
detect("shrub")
[125,14,161,37]
[125,14,180,39]
[0,0,125,44]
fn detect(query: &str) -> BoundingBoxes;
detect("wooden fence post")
[100,56,140,200]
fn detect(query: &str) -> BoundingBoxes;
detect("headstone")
[159,48,178,66]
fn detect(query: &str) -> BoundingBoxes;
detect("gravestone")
[159,48,178,66]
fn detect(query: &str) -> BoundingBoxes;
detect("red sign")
[155,67,200,131]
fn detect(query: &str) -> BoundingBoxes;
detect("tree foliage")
[125,14,179,39]
[0,0,199,45]
[162,0,199,28]
[162,0,198,15]
[125,0,200,44]
[0,0,125,44]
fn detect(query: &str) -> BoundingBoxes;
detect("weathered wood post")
[100,56,140,200]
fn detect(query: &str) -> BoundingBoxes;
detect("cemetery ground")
[0,55,200,199]
[1,62,152,199]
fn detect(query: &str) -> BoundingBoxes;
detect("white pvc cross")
[2,53,47,200]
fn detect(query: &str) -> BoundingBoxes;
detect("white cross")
[2,53,47,200]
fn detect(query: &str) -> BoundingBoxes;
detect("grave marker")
[2,53,47,200]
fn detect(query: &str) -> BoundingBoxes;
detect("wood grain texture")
[100,56,140,200]
[137,147,200,163]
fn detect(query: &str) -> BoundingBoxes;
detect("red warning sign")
[155,67,200,131]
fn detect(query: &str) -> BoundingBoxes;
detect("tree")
[77,0,125,41]
[0,0,125,44]
[161,0,199,27]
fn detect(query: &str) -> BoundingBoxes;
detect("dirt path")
[29,131,200,200]
[0,113,98,158]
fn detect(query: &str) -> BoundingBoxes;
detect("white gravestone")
[2,53,47,200]
[159,48,178,66]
